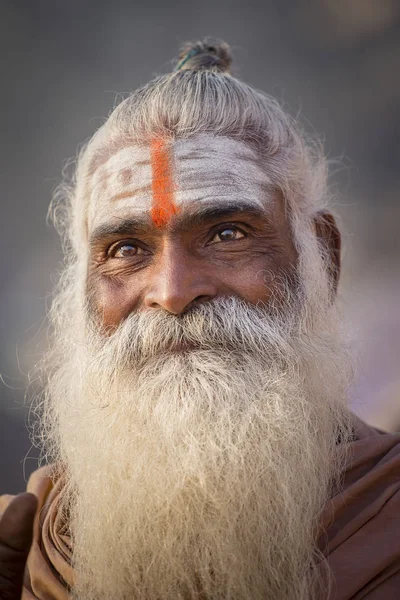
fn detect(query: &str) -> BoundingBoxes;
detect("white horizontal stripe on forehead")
[87,135,273,232]
[174,133,259,159]
[91,145,152,186]
[174,134,271,204]
[173,136,272,213]
[88,145,152,230]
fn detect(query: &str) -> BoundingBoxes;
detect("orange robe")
[1,414,399,599]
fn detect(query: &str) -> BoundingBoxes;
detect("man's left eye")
[209,227,246,244]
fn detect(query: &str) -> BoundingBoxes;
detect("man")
[1,38,399,600]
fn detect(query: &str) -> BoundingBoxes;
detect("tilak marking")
[150,138,179,227]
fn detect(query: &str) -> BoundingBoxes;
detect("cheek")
[223,268,273,305]
[221,259,297,307]
[86,273,142,330]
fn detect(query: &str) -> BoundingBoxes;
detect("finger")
[0,493,38,553]
[0,494,37,600]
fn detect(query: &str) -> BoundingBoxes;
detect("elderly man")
[1,39,399,600]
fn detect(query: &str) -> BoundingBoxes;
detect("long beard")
[39,296,352,600]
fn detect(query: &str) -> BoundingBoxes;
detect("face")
[86,134,298,330]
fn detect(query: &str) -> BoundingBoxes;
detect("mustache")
[86,296,300,369]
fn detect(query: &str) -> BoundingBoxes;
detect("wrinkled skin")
[85,138,340,330]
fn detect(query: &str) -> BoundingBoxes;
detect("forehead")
[87,134,273,233]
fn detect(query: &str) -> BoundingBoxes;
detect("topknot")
[175,37,232,74]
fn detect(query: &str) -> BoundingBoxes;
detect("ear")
[313,210,341,297]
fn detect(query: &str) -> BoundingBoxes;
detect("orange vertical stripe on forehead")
[150,138,179,227]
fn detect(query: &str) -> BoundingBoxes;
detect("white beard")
[39,296,352,600]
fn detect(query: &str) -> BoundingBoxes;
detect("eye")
[108,241,145,258]
[209,227,246,244]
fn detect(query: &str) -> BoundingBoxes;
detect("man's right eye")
[108,242,145,258]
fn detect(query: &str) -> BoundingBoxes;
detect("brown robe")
[1,413,399,599]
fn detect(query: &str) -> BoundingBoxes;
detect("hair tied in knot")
[175,48,202,71]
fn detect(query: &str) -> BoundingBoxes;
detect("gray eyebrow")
[89,200,266,246]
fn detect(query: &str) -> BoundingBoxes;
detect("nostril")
[190,295,214,308]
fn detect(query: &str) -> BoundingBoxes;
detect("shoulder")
[322,413,400,599]
[345,413,400,489]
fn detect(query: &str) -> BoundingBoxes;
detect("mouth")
[166,340,203,353]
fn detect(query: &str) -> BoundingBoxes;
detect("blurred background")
[1,0,399,494]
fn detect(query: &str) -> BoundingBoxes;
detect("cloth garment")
[1,413,399,599]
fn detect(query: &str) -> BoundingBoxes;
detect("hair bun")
[175,38,232,74]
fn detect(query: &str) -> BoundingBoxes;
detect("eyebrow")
[89,200,267,246]
[177,201,265,230]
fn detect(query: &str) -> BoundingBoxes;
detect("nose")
[143,242,217,315]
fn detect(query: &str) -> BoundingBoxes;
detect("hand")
[0,493,37,600]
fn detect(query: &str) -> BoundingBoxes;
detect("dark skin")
[0,493,37,600]
[0,197,340,597]
[87,196,326,329]
[87,196,340,329]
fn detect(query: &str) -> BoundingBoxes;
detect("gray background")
[1,0,400,494]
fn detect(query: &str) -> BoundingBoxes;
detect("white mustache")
[88,296,300,369]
